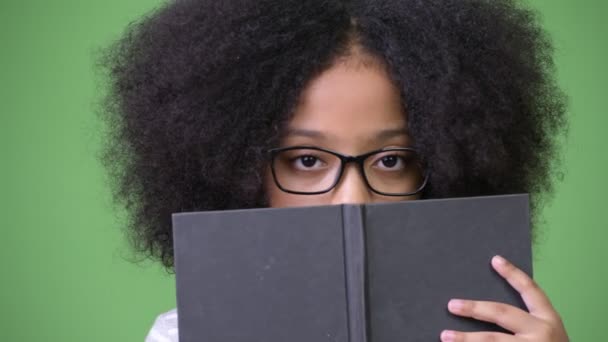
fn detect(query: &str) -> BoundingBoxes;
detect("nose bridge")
[330,162,371,205]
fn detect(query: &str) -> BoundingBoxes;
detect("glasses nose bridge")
[337,154,368,181]
[330,153,372,204]
[339,153,367,166]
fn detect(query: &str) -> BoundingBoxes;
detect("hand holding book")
[441,255,569,342]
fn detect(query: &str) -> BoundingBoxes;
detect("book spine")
[341,205,368,342]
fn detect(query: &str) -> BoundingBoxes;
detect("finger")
[447,299,541,333]
[440,330,518,342]
[492,255,556,319]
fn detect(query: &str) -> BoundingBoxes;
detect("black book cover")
[172,194,531,342]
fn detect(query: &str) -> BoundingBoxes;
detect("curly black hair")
[98,0,567,270]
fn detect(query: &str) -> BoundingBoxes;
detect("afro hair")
[99,0,567,270]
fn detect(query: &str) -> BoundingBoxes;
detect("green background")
[1,0,606,340]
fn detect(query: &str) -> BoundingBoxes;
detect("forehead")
[284,57,408,151]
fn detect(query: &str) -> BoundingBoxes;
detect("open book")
[173,194,531,342]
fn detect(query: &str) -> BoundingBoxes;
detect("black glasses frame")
[267,146,429,196]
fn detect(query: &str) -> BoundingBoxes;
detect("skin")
[265,54,569,341]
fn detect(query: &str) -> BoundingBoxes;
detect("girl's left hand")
[440,255,569,342]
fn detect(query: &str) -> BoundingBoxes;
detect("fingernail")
[448,299,464,312]
[441,330,456,342]
[493,255,507,265]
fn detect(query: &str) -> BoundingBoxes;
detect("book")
[172,194,532,342]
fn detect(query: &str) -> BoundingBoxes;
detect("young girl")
[99,0,569,341]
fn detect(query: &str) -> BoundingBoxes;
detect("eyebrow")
[283,127,410,140]
[374,128,410,140]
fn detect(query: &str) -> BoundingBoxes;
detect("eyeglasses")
[267,146,428,196]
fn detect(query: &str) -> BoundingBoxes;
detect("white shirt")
[145,309,179,342]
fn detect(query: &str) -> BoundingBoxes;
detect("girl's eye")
[374,154,405,170]
[292,155,325,169]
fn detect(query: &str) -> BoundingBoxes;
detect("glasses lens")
[363,149,425,195]
[272,148,342,193]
